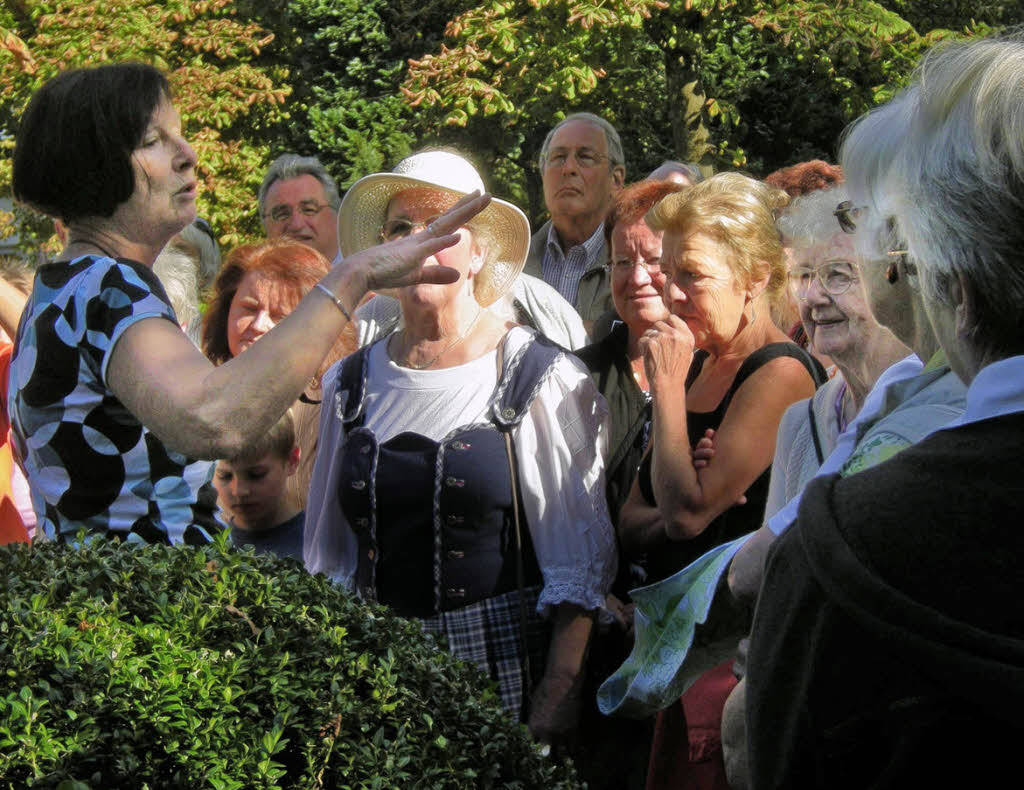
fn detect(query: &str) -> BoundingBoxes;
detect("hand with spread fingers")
[348,191,493,292]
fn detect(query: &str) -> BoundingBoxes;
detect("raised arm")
[108,194,490,460]
[644,316,816,541]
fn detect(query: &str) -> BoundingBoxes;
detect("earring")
[886,262,899,284]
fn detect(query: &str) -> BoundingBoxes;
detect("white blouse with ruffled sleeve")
[304,326,616,615]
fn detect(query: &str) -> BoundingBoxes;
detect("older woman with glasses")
[741,36,1024,787]
[576,180,684,532]
[721,185,966,789]
[304,150,616,744]
[726,187,909,603]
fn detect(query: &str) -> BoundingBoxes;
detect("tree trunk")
[664,36,715,172]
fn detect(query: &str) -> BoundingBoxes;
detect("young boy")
[213,410,303,561]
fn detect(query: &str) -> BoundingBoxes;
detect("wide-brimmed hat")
[337,151,530,307]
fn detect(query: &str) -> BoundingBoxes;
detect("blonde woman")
[619,173,824,584]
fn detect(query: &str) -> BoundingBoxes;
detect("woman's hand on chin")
[346,191,492,292]
[640,314,695,395]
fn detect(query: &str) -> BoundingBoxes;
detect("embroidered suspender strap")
[495,338,534,711]
[807,396,825,465]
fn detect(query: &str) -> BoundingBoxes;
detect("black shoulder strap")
[807,396,825,465]
[334,343,374,428]
[722,342,828,414]
[495,338,535,714]
[686,349,710,390]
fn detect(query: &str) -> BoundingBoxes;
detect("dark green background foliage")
[263,0,414,190]
[1,0,1014,254]
[0,538,580,789]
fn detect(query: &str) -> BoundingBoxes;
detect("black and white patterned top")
[8,254,218,545]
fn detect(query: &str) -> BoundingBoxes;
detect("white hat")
[337,150,530,307]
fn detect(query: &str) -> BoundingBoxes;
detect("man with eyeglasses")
[258,154,341,264]
[525,113,626,335]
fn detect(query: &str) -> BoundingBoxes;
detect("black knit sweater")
[747,412,1024,789]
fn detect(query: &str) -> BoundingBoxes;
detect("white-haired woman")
[726,186,909,603]
[304,151,616,743]
[745,36,1024,786]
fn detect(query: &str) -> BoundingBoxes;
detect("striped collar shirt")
[541,220,607,307]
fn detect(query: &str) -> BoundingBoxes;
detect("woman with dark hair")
[8,63,488,544]
[202,239,356,511]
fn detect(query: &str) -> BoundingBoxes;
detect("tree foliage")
[258,0,482,193]
[404,0,1002,218]
[0,0,289,253]
[403,0,673,221]
[0,0,1008,254]
[261,0,413,191]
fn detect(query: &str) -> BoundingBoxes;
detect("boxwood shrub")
[0,537,581,789]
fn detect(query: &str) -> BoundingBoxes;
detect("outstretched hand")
[345,191,492,292]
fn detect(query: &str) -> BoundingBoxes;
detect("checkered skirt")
[421,585,551,717]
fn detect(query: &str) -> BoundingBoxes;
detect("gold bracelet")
[314,282,352,323]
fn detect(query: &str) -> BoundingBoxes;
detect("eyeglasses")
[787,259,858,298]
[264,201,331,224]
[607,258,662,276]
[379,215,443,242]
[542,149,616,170]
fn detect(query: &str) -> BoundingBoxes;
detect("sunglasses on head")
[834,201,913,283]
[833,200,862,234]
[193,216,216,247]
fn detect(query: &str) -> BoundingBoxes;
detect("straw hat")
[337,150,530,307]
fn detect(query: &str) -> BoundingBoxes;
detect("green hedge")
[0,537,581,789]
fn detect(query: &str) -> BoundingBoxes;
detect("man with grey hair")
[525,112,625,333]
[258,154,341,264]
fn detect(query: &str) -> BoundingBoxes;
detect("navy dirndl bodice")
[332,332,564,619]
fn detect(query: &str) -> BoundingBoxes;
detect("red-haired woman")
[576,180,683,532]
[202,239,357,510]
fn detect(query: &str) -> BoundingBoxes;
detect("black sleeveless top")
[639,342,825,583]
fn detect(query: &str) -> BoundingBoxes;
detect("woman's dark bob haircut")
[13,63,171,224]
